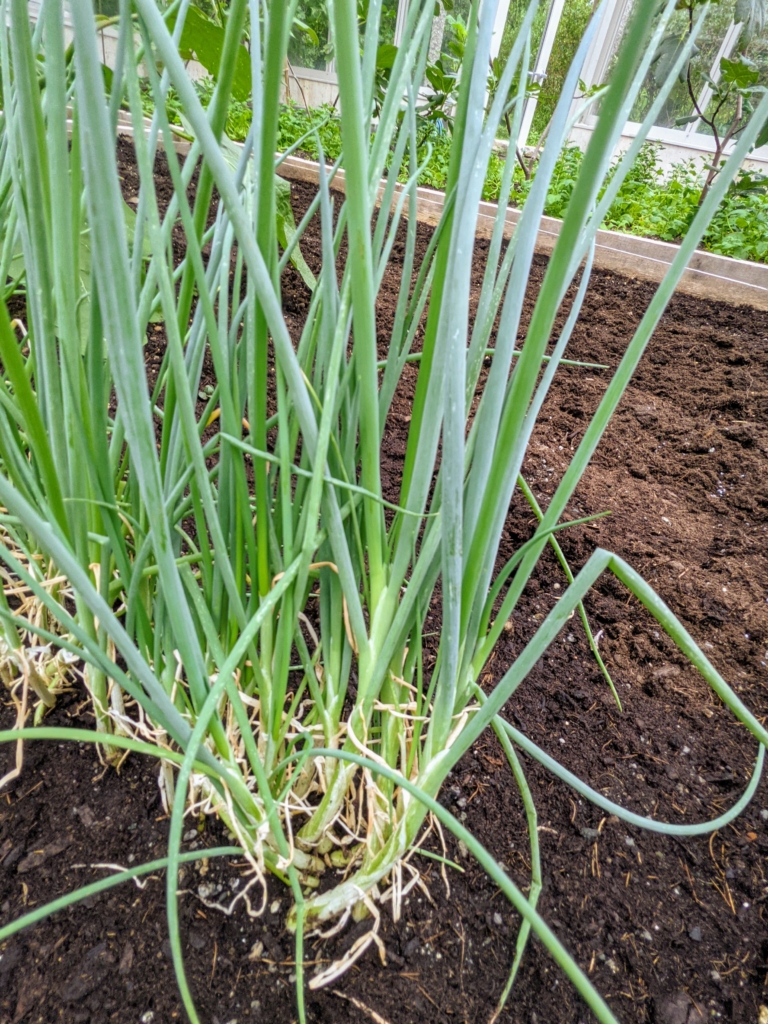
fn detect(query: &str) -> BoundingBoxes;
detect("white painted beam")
[490,0,514,59]
[394,0,410,46]
[518,0,567,146]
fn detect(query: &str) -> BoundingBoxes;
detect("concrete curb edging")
[276,153,768,311]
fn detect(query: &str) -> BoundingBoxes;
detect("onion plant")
[1,0,767,1022]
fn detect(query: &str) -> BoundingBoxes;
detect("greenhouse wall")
[282,65,337,108]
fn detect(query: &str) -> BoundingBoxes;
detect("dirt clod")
[653,991,705,1024]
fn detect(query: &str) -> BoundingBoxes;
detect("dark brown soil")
[1,149,767,1024]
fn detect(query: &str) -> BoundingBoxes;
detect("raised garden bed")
[1,141,766,1024]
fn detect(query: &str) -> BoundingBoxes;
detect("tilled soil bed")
[1,146,767,1024]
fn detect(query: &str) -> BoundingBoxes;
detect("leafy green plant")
[600,142,706,241]
[2,4,768,1024]
[289,0,399,69]
[170,4,251,99]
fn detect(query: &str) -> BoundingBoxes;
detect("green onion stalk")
[1,0,766,1021]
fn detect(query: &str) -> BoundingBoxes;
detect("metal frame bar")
[394,0,410,46]
[519,0,567,146]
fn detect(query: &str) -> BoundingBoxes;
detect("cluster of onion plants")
[1,1,767,1022]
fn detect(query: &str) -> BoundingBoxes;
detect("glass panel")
[377,0,400,46]
[530,0,593,139]
[287,1,400,72]
[439,0,472,59]
[626,0,735,129]
[288,1,330,70]
[496,0,548,62]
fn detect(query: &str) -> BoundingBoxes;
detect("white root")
[309,893,386,990]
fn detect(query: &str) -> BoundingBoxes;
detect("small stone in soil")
[118,943,134,974]
[654,991,704,1024]
[2,844,24,868]
[188,929,207,951]
[17,837,70,873]
[74,805,95,827]
[688,926,702,941]
[58,941,113,1002]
